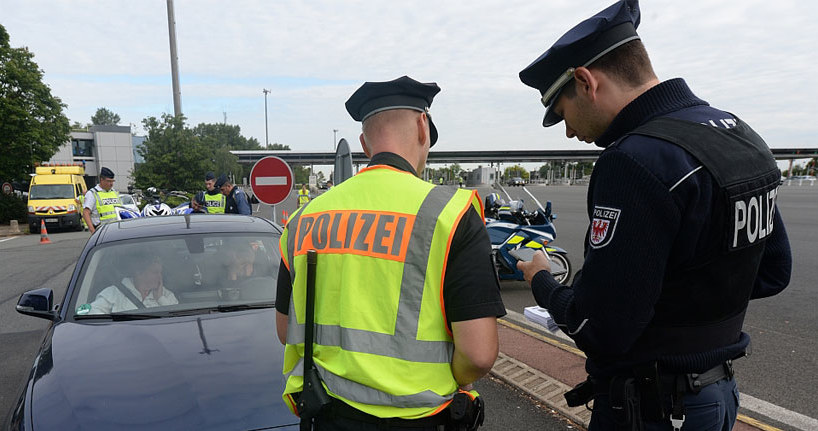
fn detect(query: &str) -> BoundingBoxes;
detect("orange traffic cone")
[281,210,289,225]
[39,220,52,244]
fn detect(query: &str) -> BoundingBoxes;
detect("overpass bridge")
[232,148,818,166]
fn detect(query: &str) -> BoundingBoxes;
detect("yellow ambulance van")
[27,164,88,232]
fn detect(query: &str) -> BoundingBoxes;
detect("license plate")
[45,218,58,223]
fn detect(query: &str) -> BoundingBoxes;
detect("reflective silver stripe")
[669,165,703,192]
[284,359,453,408]
[285,202,311,284]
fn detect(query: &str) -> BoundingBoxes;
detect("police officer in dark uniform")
[516,1,792,430]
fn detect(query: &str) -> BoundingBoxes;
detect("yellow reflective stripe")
[524,241,543,248]
[507,235,524,245]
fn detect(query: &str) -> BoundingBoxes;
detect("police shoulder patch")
[589,205,621,249]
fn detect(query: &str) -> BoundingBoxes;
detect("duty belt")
[323,398,450,428]
[565,361,735,431]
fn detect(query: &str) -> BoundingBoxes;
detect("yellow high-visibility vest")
[93,189,120,224]
[280,165,482,419]
[204,192,226,214]
[298,188,310,206]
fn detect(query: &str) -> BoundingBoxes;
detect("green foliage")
[91,107,120,125]
[0,194,27,223]
[504,165,529,180]
[291,165,311,185]
[0,24,70,183]
[133,114,214,193]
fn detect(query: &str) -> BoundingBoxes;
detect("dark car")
[8,215,298,430]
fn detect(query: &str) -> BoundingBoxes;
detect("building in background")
[47,125,140,192]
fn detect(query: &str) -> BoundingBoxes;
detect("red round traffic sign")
[1,182,12,195]
[250,156,294,205]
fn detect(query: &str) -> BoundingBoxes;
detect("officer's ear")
[359,133,372,158]
[573,67,598,101]
[416,112,430,148]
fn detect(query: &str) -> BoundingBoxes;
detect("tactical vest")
[204,191,226,214]
[623,117,780,362]
[279,165,482,419]
[93,189,121,224]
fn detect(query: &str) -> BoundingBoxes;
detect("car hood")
[28,309,298,430]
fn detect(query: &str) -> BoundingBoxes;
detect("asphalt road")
[484,183,818,421]
[0,214,574,430]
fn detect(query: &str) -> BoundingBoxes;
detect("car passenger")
[89,252,178,314]
[227,241,256,281]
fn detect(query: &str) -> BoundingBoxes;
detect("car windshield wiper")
[75,312,165,321]
[166,302,276,316]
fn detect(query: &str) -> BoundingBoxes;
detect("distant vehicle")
[27,163,88,232]
[509,177,525,186]
[118,193,140,213]
[9,215,298,430]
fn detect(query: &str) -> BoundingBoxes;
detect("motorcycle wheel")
[549,252,572,284]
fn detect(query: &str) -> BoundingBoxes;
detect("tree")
[91,107,120,125]
[291,164,312,185]
[132,114,213,192]
[0,24,70,182]
[504,165,529,181]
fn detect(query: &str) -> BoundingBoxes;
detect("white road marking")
[740,393,818,431]
[0,237,18,243]
[503,308,818,430]
[255,176,288,186]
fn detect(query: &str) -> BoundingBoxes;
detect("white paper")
[523,306,560,333]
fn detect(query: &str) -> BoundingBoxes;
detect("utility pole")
[263,89,271,147]
[166,0,182,117]
[333,129,338,151]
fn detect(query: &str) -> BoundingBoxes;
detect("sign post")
[249,156,294,224]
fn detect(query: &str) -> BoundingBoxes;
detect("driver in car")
[89,251,178,314]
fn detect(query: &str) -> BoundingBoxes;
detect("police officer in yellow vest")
[275,76,505,430]
[297,184,310,208]
[203,171,226,214]
[82,167,121,234]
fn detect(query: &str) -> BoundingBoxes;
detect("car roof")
[95,214,281,243]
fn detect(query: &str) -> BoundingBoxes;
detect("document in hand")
[523,306,560,333]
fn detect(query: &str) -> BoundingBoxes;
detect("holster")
[609,377,643,431]
[564,378,595,407]
[298,368,331,420]
[448,393,485,431]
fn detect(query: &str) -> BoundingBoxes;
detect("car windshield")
[30,184,75,199]
[120,194,135,205]
[70,233,280,319]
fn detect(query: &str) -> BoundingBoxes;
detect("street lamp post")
[263,89,271,148]
[333,129,339,151]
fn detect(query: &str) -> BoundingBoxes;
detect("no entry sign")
[250,156,294,205]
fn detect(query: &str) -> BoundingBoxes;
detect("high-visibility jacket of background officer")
[279,165,483,419]
[92,188,121,224]
[297,187,310,207]
[203,190,226,214]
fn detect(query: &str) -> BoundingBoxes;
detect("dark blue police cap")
[345,76,441,146]
[194,191,206,205]
[519,0,641,127]
[214,174,228,188]
[205,171,215,181]
[100,167,115,179]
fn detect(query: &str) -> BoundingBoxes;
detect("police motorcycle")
[484,190,572,284]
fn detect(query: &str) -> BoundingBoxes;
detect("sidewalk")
[0,222,26,237]
[491,315,772,431]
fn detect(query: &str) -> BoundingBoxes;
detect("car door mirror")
[16,288,59,321]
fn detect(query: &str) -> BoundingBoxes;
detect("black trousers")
[313,416,445,431]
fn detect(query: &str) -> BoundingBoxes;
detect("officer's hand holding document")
[511,248,564,333]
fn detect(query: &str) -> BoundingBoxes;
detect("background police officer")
[82,167,120,234]
[297,183,310,208]
[214,174,251,215]
[516,1,792,430]
[275,76,505,430]
[203,171,226,214]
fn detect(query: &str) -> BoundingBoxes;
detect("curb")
[492,316,783,431]
[491,352,591,427]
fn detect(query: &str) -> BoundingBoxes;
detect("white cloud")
[2,0,816,155]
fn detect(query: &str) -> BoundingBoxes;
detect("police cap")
[519,0,641,127]
[205,171,215,181]
[100,167,115,179]
[345,76,441,146]
[214,174,228,189]
[194,191,206,205]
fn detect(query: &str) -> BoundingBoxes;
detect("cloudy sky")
[2,0,817,157]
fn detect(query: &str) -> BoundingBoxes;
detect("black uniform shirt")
[276,152,506,325]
